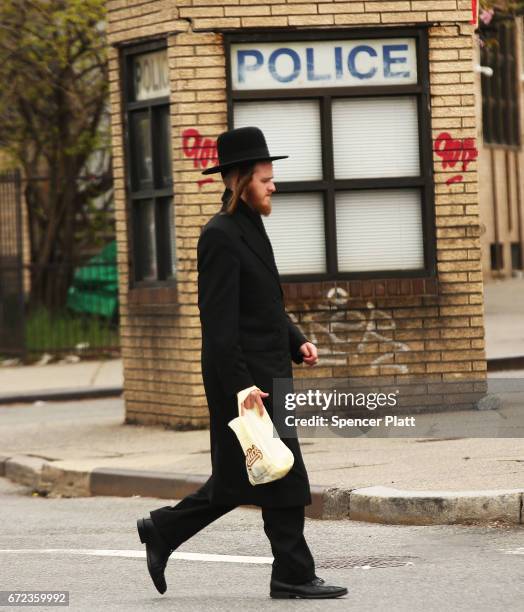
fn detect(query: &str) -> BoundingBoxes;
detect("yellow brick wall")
[106,1,487,427]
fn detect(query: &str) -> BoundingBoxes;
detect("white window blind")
[332,96,420,179]
[263,193,326,275]
[233,100,322,181]
[336,189,424,272]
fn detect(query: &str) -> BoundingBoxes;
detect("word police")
[232,39,417,89]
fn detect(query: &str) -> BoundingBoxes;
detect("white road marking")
[500,548,524,555]
[0,549,273,564]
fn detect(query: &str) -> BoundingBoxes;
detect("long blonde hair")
[222,162,255,215]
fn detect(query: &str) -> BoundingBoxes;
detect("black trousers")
[149,483,316,585]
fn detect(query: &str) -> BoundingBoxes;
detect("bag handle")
[236,385,260,417]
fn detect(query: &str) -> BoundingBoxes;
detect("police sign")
[231,38,417,90]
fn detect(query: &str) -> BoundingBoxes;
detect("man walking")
[137,127,347,600]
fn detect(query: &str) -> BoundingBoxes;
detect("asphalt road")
[0,478,523,611]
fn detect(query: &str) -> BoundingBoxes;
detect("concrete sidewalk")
[0,358,123,403]
[1,394,523,526]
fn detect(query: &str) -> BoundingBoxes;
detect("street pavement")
[1,477,523,612]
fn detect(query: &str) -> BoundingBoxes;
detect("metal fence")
[0,170,25,357]
[22,257,120,359]
[0,170,120,361]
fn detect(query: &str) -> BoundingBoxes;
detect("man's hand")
[241,388,269,416]
[300,342,318,366]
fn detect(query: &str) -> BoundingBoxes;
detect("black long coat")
[197,189,312,508]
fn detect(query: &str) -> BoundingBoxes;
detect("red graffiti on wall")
[182,128,218,187]
[434,132,478,186]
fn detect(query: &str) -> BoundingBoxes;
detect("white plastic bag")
[228,385,294,486]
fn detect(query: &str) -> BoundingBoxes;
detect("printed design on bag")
[245,444,263,468]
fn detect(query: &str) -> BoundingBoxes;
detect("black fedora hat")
[201,126,288,175]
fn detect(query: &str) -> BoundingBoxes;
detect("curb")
[89,467,333,520]
[4,455,48,490]
[348,486,523,525]
[91,468,210,500]
[2,455,522,525]
[0,386,123,405]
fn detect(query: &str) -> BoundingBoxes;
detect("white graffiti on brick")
[289,287,411,373]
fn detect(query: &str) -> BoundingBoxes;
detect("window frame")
[121,39,176,289]
[480,16,520,148]
[490,242,504,271]
[225,27,436,282]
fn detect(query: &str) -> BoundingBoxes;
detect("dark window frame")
[224,27,436,282]
[490,242,504,271]
[121,39,176,289]
[480,16,520,148]
[511,241,522,270]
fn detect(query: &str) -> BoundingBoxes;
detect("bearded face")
[242,161,276,217]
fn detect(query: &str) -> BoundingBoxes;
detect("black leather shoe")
[137,517,173,594]
[270,576,348,599]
